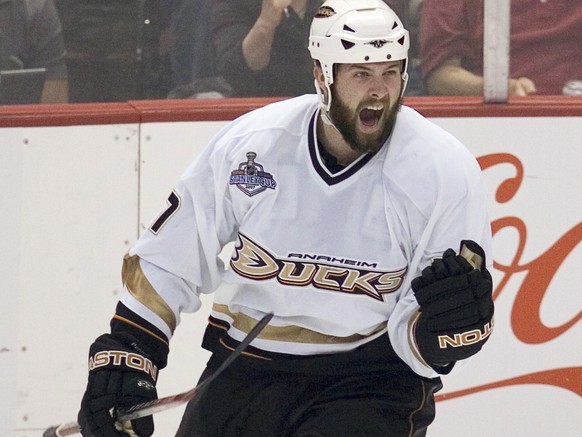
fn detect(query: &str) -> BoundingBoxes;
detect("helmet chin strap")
[314,79,338,128]
[400,71,409,98]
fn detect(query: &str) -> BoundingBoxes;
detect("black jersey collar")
[308,110,377,186]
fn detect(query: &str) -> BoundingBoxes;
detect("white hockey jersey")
[122,94,492,379]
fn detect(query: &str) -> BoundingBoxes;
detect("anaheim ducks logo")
[230,152,277,197]
[230,233,406,301]
[315,5,336,18]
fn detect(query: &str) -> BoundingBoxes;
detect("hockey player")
[77,0,494,436]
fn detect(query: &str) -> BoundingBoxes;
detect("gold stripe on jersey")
[408,310,429,368]
[212,303,386,345]
[122,253,177,333]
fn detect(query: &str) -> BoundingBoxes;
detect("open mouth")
[359,104,384,131]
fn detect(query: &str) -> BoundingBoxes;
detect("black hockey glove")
[411,240,494,372]
[78,304,169,437]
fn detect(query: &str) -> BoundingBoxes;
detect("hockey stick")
[43,312,274,437]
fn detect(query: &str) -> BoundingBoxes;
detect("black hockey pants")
[175,335,441,437]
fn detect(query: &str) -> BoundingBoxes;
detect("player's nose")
[368,76,389,99]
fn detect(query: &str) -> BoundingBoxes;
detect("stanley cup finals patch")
[230,152,277,197]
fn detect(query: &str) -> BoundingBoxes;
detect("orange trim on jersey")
[113,314,169,347]
[207,318,229,331]
[218,338,272,361]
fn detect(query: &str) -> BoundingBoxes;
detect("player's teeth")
[365,105,383,110]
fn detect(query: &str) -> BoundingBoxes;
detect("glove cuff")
[110,302,170,369]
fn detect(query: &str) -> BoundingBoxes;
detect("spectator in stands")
[163,0,233,99]
[164,0,215,88]
[420,0,582,96]
[54,0,170,102]
[210,0,423,98]
[210,0,323,98]
[385,0,425,96]
[0,0,68,103]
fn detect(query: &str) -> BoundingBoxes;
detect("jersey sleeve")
[386,124,493,378]
[121,132,240,339]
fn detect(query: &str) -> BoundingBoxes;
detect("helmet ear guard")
[308,0,410,111]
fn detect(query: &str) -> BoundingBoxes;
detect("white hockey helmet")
[309,0,410,108]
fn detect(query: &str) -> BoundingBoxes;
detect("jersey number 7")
[149,191,181,234]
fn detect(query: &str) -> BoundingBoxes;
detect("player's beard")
[329,86,401,155]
